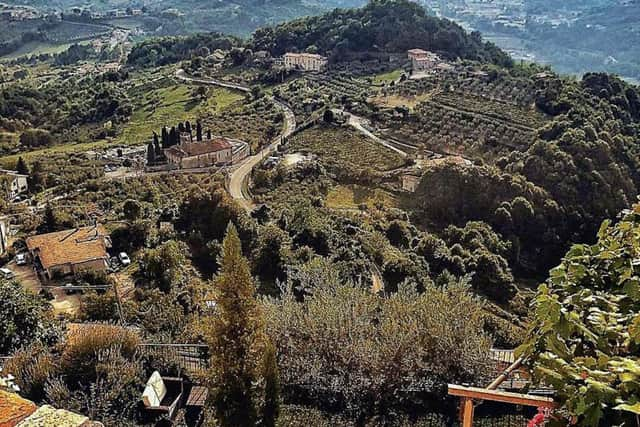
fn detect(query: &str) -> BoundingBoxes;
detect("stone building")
[282,53,328,72]
[407,48,442,73]
[165,138,233,169]
[0,169,28,201]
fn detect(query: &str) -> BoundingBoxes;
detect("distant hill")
[125,0,513,69]
[418,0,640,81]
[251,0,512,66]
[0,0,369,36]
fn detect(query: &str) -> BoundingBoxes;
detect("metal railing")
[138,343,209,374]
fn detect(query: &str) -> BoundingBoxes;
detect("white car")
[15,253,27,266]
[0,268,15,279]
[118,252,131,266]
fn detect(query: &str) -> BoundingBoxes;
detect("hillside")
[1,0,368,36]
[251,0,512,66]
[2,1,640,426]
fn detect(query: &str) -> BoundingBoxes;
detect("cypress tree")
[203,223,265,427]
[169,127,178,146]
[154,138,162,157]
[196,121,203,142]
[15,157,29,176]
[161,127,169,148]
[147,142,156,165]
[41,204,57,233]
[207,129,212,140]
[261,340,280,427]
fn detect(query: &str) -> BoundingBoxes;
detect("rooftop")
[284,52,328,60]
[165,138,232,159]
[0,390,101,427]
[0,169,27,178]
[26,225,109,270]
[0,390,36,426]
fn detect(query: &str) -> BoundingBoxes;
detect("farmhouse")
[0,169,28,201]
[26,225,111,279]
[400,173,422,192]
[283,53,328,72]
[407,48,442,73]
[165,138,233,169]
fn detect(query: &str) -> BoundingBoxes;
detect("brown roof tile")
[165,139,232,159]
[0,390,37,427]
[26,226,109,270]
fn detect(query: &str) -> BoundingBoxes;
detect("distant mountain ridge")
[0,0,368,35]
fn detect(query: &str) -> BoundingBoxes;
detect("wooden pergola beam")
[448,384,556,408]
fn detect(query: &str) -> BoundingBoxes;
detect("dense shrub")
[60,324,140,385]
[0,280,59,355]
[264,273,492,418]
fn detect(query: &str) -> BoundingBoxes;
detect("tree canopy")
[520,203,640,426]
[251,0,512,66]
[0,281,58,355]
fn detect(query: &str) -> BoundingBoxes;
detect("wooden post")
[461,397,474,427]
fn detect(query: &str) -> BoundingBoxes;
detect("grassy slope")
[0,40,92,61]
[373,69,403,84]
[326,184,398,210]
[288,126,405,172]
[115,85,243,145]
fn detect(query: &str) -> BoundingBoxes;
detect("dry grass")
[289,125,404,172]
[369,90,436,111]
[61,324,140,382]
[326,184,398,210]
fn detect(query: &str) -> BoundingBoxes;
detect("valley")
[1,1,640,426]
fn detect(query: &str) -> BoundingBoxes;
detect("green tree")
[203,223,266,427]
[519,204,640,426]
[15,157,29,176]
[263,271,492,418]
[146,142,156,165]
[196,120,203,142]
[261,340,280,427]
[253,224,291,284]
[40,204,58,233]
[0,281,58,354]
[139,240,188,293]
[123,199,142,221]
[323,109,334,123]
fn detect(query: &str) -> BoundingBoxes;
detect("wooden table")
[186,386,208,407]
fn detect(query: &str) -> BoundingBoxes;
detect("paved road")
[228,98,296,211]
[174,69,297,211]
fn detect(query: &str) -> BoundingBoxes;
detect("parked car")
[15,253,27,266]
[64,283,77,295]
[0,268,15,279]
[119,252,131,266]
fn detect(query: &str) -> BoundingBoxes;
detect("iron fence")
[138,343,209,374]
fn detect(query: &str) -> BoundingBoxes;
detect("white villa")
[282,53,328,72]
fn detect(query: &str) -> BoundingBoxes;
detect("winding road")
[174,69,297,211]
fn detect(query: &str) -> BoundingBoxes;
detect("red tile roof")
[165,139,232,159]
[26,226,109,270]
[0,390,37,427]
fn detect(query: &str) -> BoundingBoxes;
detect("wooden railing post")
[461,397,474,427]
